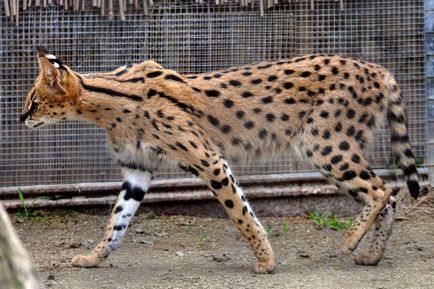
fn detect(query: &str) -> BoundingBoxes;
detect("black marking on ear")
[76,74,143,101]
[48,58,67,70]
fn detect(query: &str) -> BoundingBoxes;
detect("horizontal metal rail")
[0,168,428,210]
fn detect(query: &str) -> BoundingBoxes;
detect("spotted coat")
[21,48,419,273]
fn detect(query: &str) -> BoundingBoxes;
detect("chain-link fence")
[0,0,425,187]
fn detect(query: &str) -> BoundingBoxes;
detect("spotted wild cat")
[20,48,419,273]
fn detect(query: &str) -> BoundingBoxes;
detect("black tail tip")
[407,180,420,199]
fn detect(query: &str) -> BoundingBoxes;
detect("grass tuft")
[307,211,353,230]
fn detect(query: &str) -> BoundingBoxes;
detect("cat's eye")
[28,101,39,114]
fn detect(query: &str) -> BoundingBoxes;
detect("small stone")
[47,274,55,281]
[139,240,153,246]
[297,250,310,258]
[175,251,184,257]
[211,254,231,262]
[278,260,288,266]
[135,228,145,234]
[68,242,82,249]
[155,231,168,237]
[83,239,95,249]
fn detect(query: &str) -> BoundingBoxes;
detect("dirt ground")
[13,195,434,289]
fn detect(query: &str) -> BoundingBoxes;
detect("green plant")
[198,233,209,246]
[281,221,291,235]
[15,189,50,220]
[308,211,353,230]
[16,189,31,218]
[386,160,399,170]
[414,157,423,167]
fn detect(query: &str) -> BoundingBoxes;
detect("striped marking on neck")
[76,74,143,102]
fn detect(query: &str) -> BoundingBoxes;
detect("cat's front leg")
[71,167,152,267]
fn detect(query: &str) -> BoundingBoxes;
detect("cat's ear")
[37,47,63,87]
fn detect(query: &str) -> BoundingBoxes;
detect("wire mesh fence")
[0,0,425,187]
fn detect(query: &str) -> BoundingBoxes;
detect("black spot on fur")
[342,170,357,180]
[122,182,146,201]
[258,129,268,139]
[165,74,185,82]
[205,90,221,98]
[241,91,254,98]
[320,111,329,118]
[229,80,242,87]
[266,113,275,122]
[258,63,272,69]
[283,82,294,89]
[253,107,262,114]
[322,130,331,139]
[339,141,350,151]
[211,180,222,190]
[321,146,333,156]
[404,149,414,158]
[207,115,220,126]
[251,78,262,85]
[345,109,355,119]
[244,121,255,129]
[221,177,229,186]
[267,75,278,82]
[359,170,371,180]
[224,199,234,208]
[407,180,420,199]
[236,110,245,119]
[334,123,342,132]
[261,96,273,104]
[221,125,232,134]
[351,154,361,163]
[223,99,234,108]
[114,206,123,214]
[284,98,296,104]
[231,137,241,146]
[322,164,332,171]
[147,71,163,78]
[331,154,343,164]
[339,163,349,171]
[346,126,356,137]
[175,142,188,151]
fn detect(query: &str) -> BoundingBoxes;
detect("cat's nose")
[19,113,28,123]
